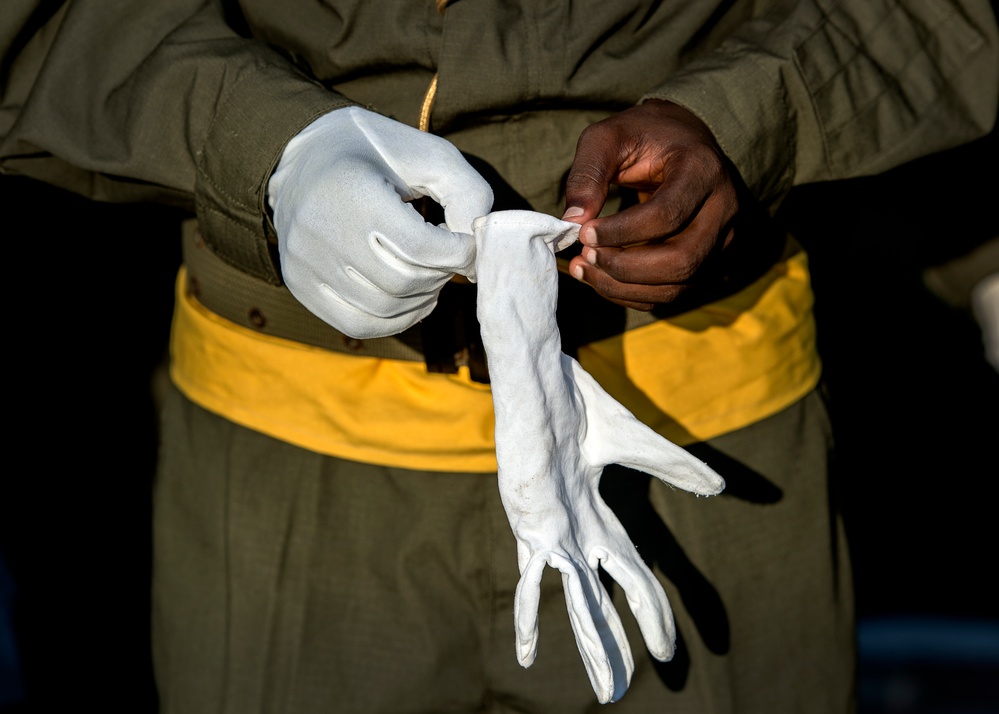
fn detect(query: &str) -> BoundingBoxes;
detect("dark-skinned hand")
[562,99,743,311]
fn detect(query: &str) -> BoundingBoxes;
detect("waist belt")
[180,219,707,383]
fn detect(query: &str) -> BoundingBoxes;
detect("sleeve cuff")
[195,62,355,284]
[641,47,806,210]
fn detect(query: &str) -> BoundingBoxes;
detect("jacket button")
[248,308,267,329]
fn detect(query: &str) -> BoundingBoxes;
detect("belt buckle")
[420,280,490,384]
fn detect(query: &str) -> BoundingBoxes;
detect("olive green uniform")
[2,1,996,712]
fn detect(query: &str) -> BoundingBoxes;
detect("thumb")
[567,357,726,496]
[563,125,620,224]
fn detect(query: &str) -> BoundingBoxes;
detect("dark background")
[782,123,999,714]
[0,177,184,714]
[1,120,997,712]
[785,130,999,626]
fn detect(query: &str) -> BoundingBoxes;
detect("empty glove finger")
[599,548,676,662]
[513,554,547,667]
[556,554,633,704]
[568,356,725,495]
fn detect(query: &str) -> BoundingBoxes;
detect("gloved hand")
[473,210,726,704]
[267,106,494,339]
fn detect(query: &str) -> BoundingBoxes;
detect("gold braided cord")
[418,73,439,132]
[422,0,448,130]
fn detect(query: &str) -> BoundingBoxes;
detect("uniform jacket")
[2,0,996,283]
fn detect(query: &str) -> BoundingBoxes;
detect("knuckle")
[565,162,605,192]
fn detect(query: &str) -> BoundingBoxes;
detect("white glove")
[473,210,726,704]
[267,106,494,339]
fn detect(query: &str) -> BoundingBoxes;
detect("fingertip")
[516,631,539,667]
[514,612,539,666]
[579,224,598,245]
[651,648,675,663]
[647,616,677,661]
[581,655,616,706]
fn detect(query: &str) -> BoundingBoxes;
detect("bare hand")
[563,99,742,310]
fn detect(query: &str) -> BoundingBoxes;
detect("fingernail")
[561,206,584,220]
[580,225,597,245]
[572,265,584,281]
[584,247,597,266]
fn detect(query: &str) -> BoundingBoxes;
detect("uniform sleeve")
[643,0,999,208]
[0,0,355,282]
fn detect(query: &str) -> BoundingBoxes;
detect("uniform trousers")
[152,382,856,713]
